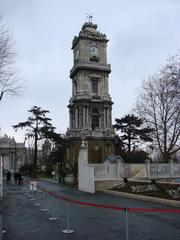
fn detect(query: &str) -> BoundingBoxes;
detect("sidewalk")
[2,182,75,240]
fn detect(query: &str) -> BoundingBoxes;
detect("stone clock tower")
[66,21,115,163]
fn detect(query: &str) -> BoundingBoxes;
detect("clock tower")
[66,21,115,163]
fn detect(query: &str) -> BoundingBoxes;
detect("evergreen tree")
[113,114,153,161]
[13,106,55,168]
[42,130,68,183]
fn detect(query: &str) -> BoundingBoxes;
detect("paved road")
[2,180,180,240]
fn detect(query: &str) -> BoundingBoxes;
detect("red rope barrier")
[129,208,180,213]
[24,179,180,213]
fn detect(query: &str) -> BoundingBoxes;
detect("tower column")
[69,111,72,129]
[75,107,78,128]
[103,108,106,129]
[83,106,86,127]
[104,108,108,129]
[107,108,110,128]
[86,107,89,128]
[109,107,112,127]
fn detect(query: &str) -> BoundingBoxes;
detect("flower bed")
[111,181,180,201]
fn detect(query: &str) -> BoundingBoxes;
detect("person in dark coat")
[6,170,11,185]
[14,172,18,184]
[18,171,23,185]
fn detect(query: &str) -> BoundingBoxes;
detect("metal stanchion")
[49,196,58,221]
[30,189,36,201]
[29,181,37,201]
[62,201,74,234]
[0,207,2,240]
[125,208,129,240]
[27,183,34,199]
[0,200,6,239]
[34,190,41,206]
[40,191,48,212]
[27,189,33,198]
[23,183,29,194]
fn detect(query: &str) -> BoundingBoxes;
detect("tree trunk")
[34,131,38,168]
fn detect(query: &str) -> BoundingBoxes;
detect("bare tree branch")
[136,54,180,162]
[0,14,23,102]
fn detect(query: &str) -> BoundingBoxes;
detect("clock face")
[89,47,98,58]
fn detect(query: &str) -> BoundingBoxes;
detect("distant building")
[0,135,25,171]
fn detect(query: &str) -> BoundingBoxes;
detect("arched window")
[91,78,98,93]
[92,109,99,130]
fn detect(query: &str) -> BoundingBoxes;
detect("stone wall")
[95,180,123,191]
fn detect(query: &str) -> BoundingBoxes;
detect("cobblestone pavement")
[2,180,180,240]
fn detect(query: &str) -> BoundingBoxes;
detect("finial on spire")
[86,13,93,23]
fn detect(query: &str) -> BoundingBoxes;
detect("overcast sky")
[0,0,180,142]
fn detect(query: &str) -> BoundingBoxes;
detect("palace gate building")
[0,135,25,171]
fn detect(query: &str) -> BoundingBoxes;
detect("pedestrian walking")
[6,170,11,185]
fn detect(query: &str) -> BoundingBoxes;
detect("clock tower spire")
[66,22,115,163]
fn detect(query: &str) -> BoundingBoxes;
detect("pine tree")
[113,114,153,158]
[13,106,55,168]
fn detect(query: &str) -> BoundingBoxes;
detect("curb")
[38,178,59,184]
[103,190,180,208]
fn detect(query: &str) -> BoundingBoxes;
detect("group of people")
[6,170,23,185]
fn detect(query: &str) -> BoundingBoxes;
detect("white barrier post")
[49,196,58,221]
[0,207,2,240]
[125,208,129,240]
[29,181,37,201]
[40,191,48,212]
[23,182,29,194]
[27,182,33,198]
[34,190,41,206]
[62,201,74,234]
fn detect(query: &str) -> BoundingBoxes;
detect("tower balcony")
[68,94,113,107]
[66,128,115,139]
[70,62,111,78]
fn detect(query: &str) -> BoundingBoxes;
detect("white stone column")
[75,107,78,128]
[103,109,106,129]
[105,108,108,128]
[78,141,88,163]
[107,108,110,128]
[83,107,85,127]
[100,113,102,129]
[89,109,91,130]
[87,107,89,127]
[99,115,101,129]
[109,107,112,127]
[106,75,109,93]
[69,111,72,129]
